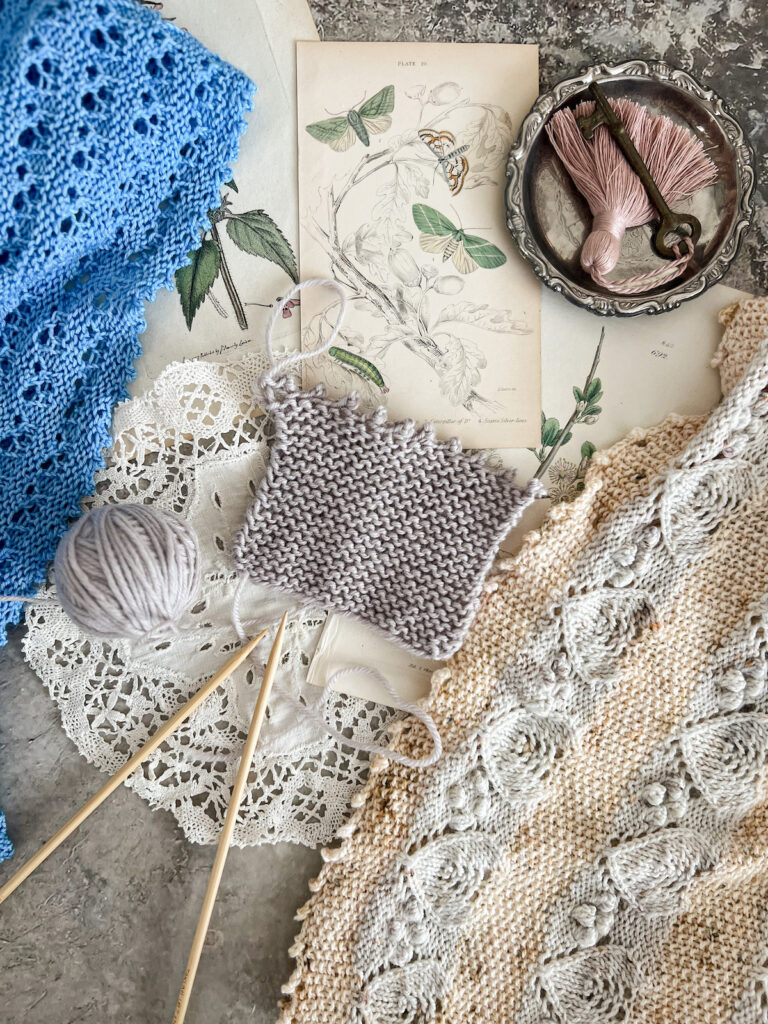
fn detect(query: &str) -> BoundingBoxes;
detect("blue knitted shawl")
[0,0,254,650]
[0,812,11,862]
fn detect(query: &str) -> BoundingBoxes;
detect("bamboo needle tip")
[243,629,269,655]
[271,612,289,650]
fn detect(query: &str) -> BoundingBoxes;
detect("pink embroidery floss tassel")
[546,98,718,293]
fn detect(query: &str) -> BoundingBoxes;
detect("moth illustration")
[418,127,470,196]
[305,86,395,152]
[412,204,506,274]
[329,347,389,392]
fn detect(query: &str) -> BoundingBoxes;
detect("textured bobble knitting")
[276,298,768,1024]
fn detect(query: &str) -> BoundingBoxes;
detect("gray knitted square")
[233,380,540,659]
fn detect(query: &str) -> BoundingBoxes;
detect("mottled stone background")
[0,2,765,1022]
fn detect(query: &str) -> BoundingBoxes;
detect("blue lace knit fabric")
[0,0,254,645]
[0,812,11,862]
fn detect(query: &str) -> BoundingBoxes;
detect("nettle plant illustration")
[302,81,529,410]
[531,329,605,504]
[175,180,298,332]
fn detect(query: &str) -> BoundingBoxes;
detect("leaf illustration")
[463,104,515,173]
[335,328,366,352]
[541,414,561,447]
[439,334,487,405]
[368,323,420,359]
[581,441,597,460]
[373,160,430,219]
[175,240,221,330]
[460,173,497,191]
[224,178,238,192]
[342,220,395,277]
[433,301,529,334]
[585,378,602,402]
[226,210,298,282]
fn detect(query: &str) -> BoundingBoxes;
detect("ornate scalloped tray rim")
[505,59,755,317]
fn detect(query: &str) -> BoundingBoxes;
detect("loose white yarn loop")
[319,666,443,768]
[260,278,348,392]
[232,575,443,769]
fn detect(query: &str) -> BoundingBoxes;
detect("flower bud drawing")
[433,275,464,295]
[428,81,461,105]
[388,250,422,288]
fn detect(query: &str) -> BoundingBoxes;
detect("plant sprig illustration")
[176,181,298,331]
[532,328,605,500]
[303,83,527,410]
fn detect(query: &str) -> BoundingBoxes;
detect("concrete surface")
[0,1,765,1022]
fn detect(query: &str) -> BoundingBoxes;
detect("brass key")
[577,80,701,260]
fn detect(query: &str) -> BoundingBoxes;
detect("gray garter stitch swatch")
[232,378,540,659]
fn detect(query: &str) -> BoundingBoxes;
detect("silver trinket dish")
[505,60,755,316]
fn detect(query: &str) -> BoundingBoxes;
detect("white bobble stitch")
[571,903,597,928]
[447,783,467,808]
[641,782,666,806]
[643,525,661,548]
[614,544,637,567]
[720,667,745,693]
[609,567,635,588]
[472,796,490,819]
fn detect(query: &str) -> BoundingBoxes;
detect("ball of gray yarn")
[54,504,201,640]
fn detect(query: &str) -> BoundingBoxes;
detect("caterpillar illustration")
[329,347,388,392]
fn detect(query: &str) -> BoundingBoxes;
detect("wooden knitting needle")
[172,612,287,1024]
[0,630,268,907]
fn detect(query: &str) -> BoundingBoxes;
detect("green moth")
[329,347,388,392]
[412,203,507,274]
[305,86,395,152]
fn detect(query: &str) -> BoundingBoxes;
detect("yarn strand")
[231,577,442,769]
[262,278,348,388]
[318,666,443,769]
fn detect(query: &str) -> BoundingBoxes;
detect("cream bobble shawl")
[277,297,768,1024]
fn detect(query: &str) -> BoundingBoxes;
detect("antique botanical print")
[297,42,541,448]
[176,178,298,331]
[132,0,318,393]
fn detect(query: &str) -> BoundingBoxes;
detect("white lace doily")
[23,354,397,847]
